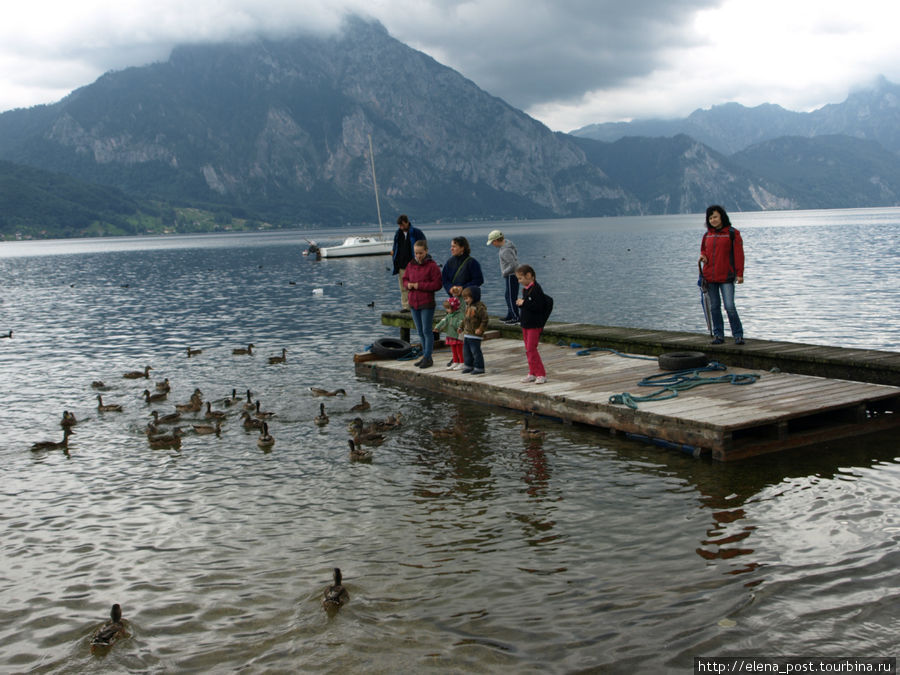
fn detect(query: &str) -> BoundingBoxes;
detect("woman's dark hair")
[705,205,732,228]
[452,236,471,256]
[516,264,536,278]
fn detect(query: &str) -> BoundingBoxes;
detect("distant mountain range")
[1,18,899,238]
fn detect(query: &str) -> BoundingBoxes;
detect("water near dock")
[0,209,898,671]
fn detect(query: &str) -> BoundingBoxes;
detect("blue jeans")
[707,282,743,339]
[463,337,485,370]
[410,306,436,358]
[503,274,520,320]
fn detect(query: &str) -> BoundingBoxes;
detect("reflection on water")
[0,209,898,672]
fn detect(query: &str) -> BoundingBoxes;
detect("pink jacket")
[402,256,443,309]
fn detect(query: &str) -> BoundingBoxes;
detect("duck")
[142,389,168,404]
[253,400,275,420]
[90,603,127,651]
[257,422,275,449]
[96,394,123,413]
[186,347,203,357]
[349,395,371,413]
[309,387,346,397]
[175,389,203,413]
[60,410,78,429]
[348,419,385,446]
[204,401,227,421]
[348,438,373,462]
[322,568,350,609]
[154,378,171,393]
[428,421,465,439]
[0,330,12,338]
[30,428,72,452]
[90,380,109,390]
[221,388,239,407]
[123,365,152,379]
[241,411,264,430]
[314,402,329,426]
[150,409,181,426]
[147,427,182,449]
[192,421,222,436]
[520,417,546,439]
[242,389,255,411]
[268,348,287,364]
[232,343,254,355]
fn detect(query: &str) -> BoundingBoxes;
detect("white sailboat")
[318,135,392,259]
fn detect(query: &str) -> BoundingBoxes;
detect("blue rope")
[396,345,422,361]
[572,345,657,360]
[609,363,761,409]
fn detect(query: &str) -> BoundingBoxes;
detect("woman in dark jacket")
[403,239,443,368]
[441,236,484,298]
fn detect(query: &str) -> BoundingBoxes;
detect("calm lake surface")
[0,208,898,673]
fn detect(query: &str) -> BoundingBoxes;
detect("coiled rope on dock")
[609,364,761,410]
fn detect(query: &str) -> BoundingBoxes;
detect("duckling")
[268,348,287,364]
[257,422,275,449]
[148,427,182,449]
[232,343,254,355]
[150,409,181,426]
[90,603,127,651]
[154,378,171,393]
[348,438,373,462]
[253,400,275,420]
[142,388,168,404]
[60,410,78,429]
[349,395,371,413]
[241,411,264,430]
[204,401,227,421]
[520,417,546,439]
[96,394,123,413]
[192,421,222,436]
[186,347,203,357]
[314,402,329,427]
[322,568,350,608]
[123,365,152,379]
[30,428,72,452]
[309,387,347,397]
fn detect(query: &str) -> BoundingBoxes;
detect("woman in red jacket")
[699,205,745,345]
[403,239,444,368]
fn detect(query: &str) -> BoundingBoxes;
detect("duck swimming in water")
[147,427,182,450]
[142,388,168,404]
[123,365,152,379]
[520,417,546,439]
[322,568,350,609]
[186,347,202,357]
[348,438,373,462]
[257,422,275,450]
[232,343,254,355]
[268,348,287,364]
[96,394,123,413]
[90,603,127,651]
[204,401,227,420]
[150,409,181,426]
[192,421,222,436]
[30,428,72,452]
[314,402,329,427]
[241,411,264,430]
[60,410,78,429]
[309,387,346,397]
[349,395,371,413]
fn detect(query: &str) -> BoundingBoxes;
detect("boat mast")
[368,134,384,237]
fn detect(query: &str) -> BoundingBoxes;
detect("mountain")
[572,76,900,156]
[0,17,793,230]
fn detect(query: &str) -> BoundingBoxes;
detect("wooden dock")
[357,315,900,461]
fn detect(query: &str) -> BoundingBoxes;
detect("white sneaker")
[534,376,547,384]
[445,362,456,370]
[452,363,464,370]
[520,374,536,383]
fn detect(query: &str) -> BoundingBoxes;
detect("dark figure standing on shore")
[487,229,520,324]
[699,205,745,345]
[392,214,425,312]
[441,236,484,299]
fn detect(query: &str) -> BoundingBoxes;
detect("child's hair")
[461,287,474,300]
[414,239,428,250]
[516,264,536,278]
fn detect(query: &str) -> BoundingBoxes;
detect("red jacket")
[402,256,443,309]
[701,225,744,283]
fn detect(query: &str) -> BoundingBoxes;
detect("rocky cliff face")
[0,17,790,224]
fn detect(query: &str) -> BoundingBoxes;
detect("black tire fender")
[657,351,708,371]
[370,337,412,359]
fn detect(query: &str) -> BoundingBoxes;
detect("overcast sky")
[2,0,899,132]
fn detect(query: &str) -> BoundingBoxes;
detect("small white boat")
[317,135,392,259]
[319,235,391,258]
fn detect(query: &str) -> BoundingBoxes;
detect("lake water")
[0,208,898,672]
